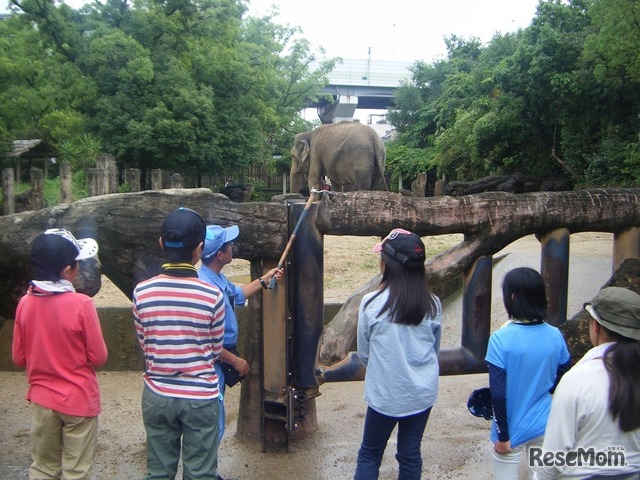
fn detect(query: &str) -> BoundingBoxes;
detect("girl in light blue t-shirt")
[486,267,571,480]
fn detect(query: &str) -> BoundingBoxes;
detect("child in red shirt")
[12,228,107,479]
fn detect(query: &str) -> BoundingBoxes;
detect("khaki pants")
[142,386,220,479]
[29,403,98,480]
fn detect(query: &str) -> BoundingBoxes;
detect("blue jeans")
[354,406,432,480]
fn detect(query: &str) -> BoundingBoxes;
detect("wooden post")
[127,168,141,192]
[170,173,184,189]
[60,161,72,204]
[2,167,15,215]
[97,167,108,196]
[97,154,118,193]
[30,167,44,210]
[237,200,323,452]
[87,168,98,197]
[151,169,163,190]
[237,259,282,452]
[15,158,21,185]
[434,179,445,196]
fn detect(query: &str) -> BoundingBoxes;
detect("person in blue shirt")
[354,228,442,480]
[486,267,571,479]
[198,224,282,480]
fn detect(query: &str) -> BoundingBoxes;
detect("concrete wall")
[0,304,346,371]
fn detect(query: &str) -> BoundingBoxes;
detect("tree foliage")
[2,0,335,177]
[388,0,640,187]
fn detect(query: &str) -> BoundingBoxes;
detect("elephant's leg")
[351,161,376,190]
[330,181,344,192]
[308,162,323,192]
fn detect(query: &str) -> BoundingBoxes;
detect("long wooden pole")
[268,190,318,289]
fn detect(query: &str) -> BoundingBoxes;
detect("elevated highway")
[309,58,413,123]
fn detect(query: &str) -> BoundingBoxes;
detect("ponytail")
[603,340,640,432]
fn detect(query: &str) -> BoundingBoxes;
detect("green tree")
[5,0,335,181]
[0,14,90,143]
[577,0,640,185]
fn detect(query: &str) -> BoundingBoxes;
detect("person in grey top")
[354,228,442,480]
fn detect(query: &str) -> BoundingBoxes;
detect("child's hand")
[233,356,249,376]
[494,440,511,454]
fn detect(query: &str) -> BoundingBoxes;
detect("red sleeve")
[11,311,26,368]
[81,300,108,368]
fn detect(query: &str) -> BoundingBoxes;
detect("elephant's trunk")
[290,167,302,194]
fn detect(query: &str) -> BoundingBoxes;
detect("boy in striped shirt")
[133,207,225,479]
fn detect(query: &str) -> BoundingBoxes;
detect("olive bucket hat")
[584,287,640,341]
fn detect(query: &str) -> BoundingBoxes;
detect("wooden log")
[315,188,640,364]
[0,189,287,320]
[2,187,640,361]
[315,189,640,283]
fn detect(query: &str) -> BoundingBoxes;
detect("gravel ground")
[0,233,614,479]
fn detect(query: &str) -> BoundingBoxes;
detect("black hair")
[31,260,78,281]
[162,244,196,263]
[602,333,640,432]
[160,207,205,263]
[364,251,438,326]
[502,267,547,321]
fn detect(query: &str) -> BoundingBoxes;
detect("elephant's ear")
[301,140,310,166]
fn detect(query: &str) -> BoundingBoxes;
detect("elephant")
[290,122,388,193]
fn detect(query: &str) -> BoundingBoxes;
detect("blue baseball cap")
[202,225,239,260]
[467,387,493,420]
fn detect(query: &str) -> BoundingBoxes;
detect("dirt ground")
[0,232,615,479]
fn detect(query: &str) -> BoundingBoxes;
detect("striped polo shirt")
[133,274,225,399]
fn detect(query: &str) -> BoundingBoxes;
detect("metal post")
[541,228,570,327]
[438,255,492,375]
[613,227,640,272]
[254,199,324,451]
[289,201,323,388]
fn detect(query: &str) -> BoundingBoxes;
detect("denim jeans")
[142,386,220,480]
[215,361,226,442]
[354,406,432,480]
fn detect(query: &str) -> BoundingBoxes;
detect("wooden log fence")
[0,188,639,452]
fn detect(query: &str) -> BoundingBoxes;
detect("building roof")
[7,139,56,158]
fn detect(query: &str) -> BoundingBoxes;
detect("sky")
[2,0,541,63]
[245,0,541,64]
[246,0,541,123]
[1,0,542,121]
